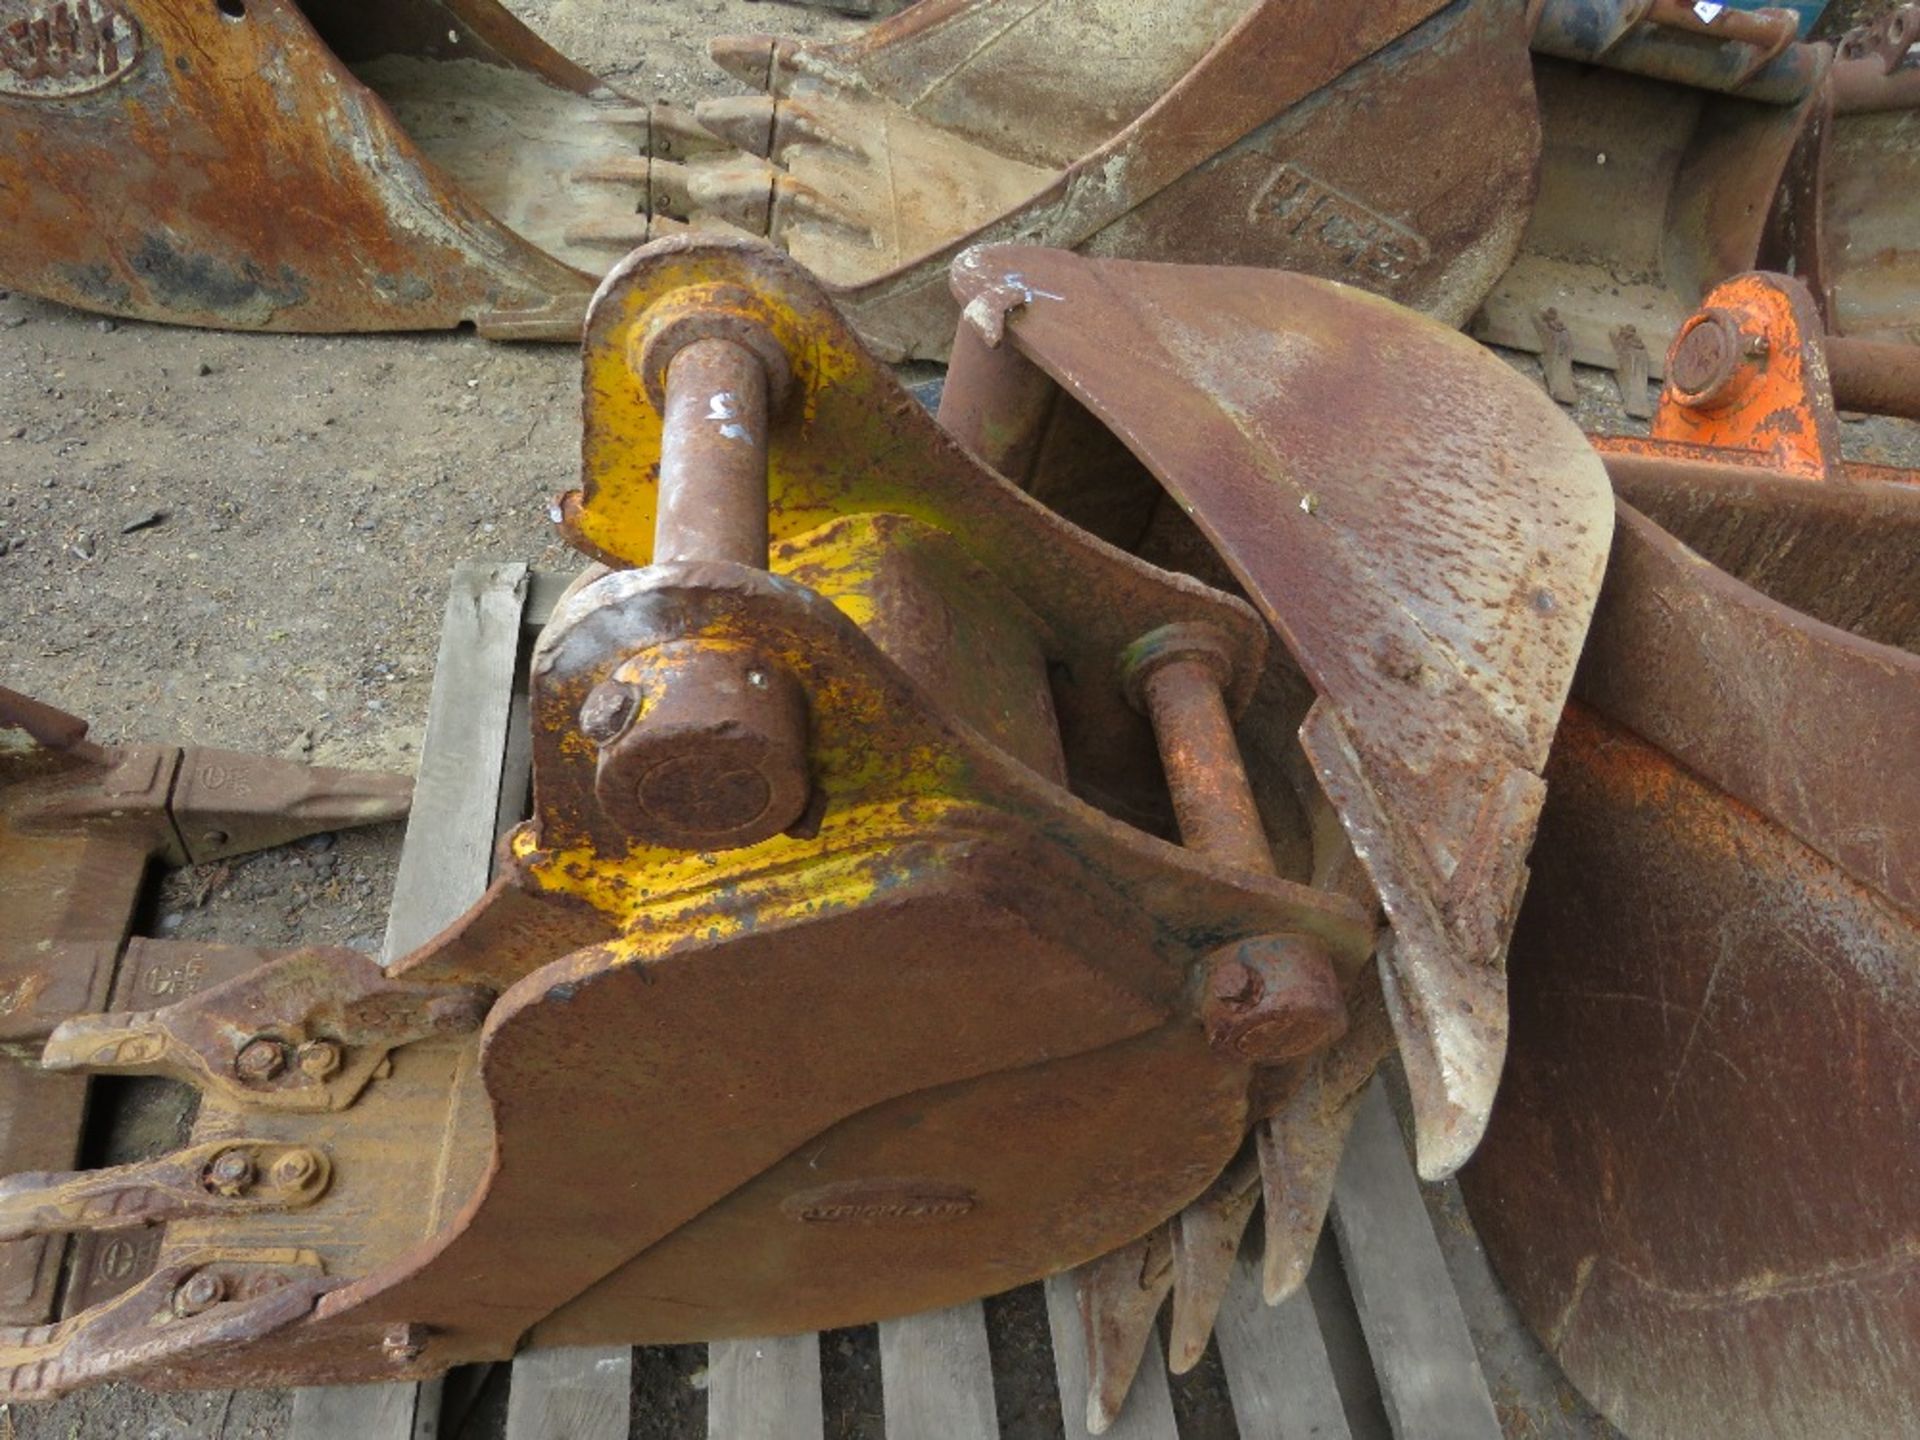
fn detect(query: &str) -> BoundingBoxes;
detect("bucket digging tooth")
[772,175,880,249]
[1073,1225,1176,1435]
[0,1141,331,1243]
[1,686,411,868]
[1257,971,1398,1304]
[1166,1148,1261,1374]
[38,947,489,1112]
[648,102,734,161]
[766,98,868,162]
[694,95,779,157]
[708,33,783,90]
[563,216,664,254]
[687,158,782,236]
[647,159,697,222]
[572,156,651,187]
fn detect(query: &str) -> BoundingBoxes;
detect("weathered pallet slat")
[1329,1082,1502,1440]
[1043,1273,1179,1440]
[386,561,531,934]
[707,1335,827,1440]
[505,1346,634,1440]
[1215,1254,1352,1440]
[523,566,577,632]
[289,561,531,1440]
[879,1302,1000,1440]
[287,1378,445,1440]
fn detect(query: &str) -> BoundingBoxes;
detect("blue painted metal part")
[1532,0,1830,101]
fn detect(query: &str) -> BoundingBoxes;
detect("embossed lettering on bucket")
[0,0,142,99]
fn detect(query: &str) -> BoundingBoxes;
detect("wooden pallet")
[288,563,1504,1440]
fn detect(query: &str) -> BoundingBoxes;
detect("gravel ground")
[3,1,1915,1437]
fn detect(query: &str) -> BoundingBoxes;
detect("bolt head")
[1200,936,1347,1065]
[382,1322,428,1363]
[579,680,640,745]
[1209,959,1260,1006]
[296,1039,344,1081]
[1666,309,1751,410]
[593,644,810,851]
[269,1149,319,1191]
[173,1270,226,1317]
[234,1036,288,1083]
[203,1148,256,1197]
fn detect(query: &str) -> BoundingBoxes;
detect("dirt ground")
[2,0,1915,1437]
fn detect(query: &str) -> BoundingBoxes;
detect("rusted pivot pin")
[584,315,809,852]
[1828,337,1920,423]
[1644,0,1797,51]
[1122,627,1344,1063]
[655,337,774,566]
[1666,301,1920,425]
[1124,628,1274,877]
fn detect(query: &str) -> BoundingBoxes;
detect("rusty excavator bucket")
[1781,6,1920,349]
[0,238,1612,1429]
[0,0,1543,354]
[0,0,663,339]
[636,0,1542,358]
[1462,272,1920,1437]
[940,243,1616,1424]
[1478,0,1920,400]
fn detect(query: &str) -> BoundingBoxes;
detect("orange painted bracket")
[1643,272,1844,481]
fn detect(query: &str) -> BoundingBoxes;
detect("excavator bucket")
[1461,272,1920,1437]
[655,0,1542,358]
[1479,1,1920,399]
[939,244,1614,1424]
[944,243,1615,1181]
[1477,0,1830,389]
[0,239,1610,1429]
[1778,7,1920,348]
[0,0,1543,353]
[0,0,672,338]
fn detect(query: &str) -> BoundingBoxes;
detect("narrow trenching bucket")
[938,242,1616,1421]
